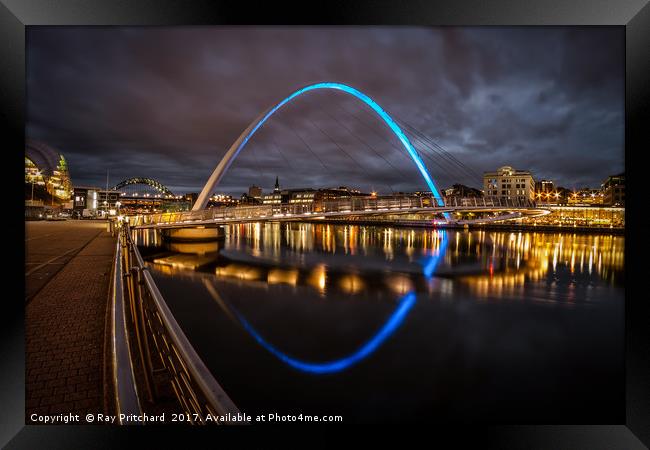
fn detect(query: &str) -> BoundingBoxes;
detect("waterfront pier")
[25,220,115,420]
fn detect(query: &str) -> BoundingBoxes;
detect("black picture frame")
[3,1,649,448]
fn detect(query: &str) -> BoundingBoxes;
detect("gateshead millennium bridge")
[129,82,548,231]
[109,82,549,423]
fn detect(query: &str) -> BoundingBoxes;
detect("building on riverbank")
[25,139,73,204]
[521,205,624,228]
[602,173,625,206]
[567,188,605,206]
[483,166,536,202]
[262,177,368,209]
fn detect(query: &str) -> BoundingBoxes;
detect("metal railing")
[129,195,537,228]
[111,234,142,424]
[444,196,536,208]
[127,195,540,229]
[112,221,244,424]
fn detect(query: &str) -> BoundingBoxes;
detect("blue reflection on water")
[230,229,448,374]
[423,230,448,279]
[235,292,416,374]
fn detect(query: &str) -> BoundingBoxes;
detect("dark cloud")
[26,26,624,195]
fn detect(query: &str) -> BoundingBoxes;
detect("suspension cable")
[316,107,416,193]
[305,116,390,190]
[334,101,456,187]
[398,119,483,182]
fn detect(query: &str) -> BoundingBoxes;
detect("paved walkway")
[25,220,116,420]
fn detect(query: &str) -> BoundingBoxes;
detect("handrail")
[116,221,245,424]
[128,195,540,228]
[111,236,142,423]
[127,229,242,418]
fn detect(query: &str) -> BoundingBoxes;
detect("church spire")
[274,176,280,193]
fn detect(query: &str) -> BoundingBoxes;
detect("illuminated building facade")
[535,179,555,193]
[262,193,282,205]
[263,182,368,209]
[567,188,605,205]
[521,205,624,227]
[208,194,238,207]
[25,139,73,202]
[602,173,625,206]
[73,187,98,209]
[98,190,121,210]
[288,189,317,205]
[262,177,283,205]
[483,166,535,201]
[73,187,121,216]
[73,185,188,216]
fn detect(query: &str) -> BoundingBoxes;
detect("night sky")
[26,27,624,196]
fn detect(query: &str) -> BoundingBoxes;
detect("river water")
[134,223,624,423]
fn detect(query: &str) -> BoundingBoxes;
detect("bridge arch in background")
[193,82,446,212]
[113,177,175,196]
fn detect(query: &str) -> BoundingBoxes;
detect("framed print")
[2,0,649,448]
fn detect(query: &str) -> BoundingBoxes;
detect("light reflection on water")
[135,222,623,295]
[134,223,624,422]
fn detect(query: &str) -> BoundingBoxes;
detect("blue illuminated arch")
[193,82,447,213]
[226,230,448,375]
[236,292,417,374]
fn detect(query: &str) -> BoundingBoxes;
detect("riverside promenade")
[25,220,116,421]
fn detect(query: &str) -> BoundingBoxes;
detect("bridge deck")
[25,220,115,420]
[133,205,545,230]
